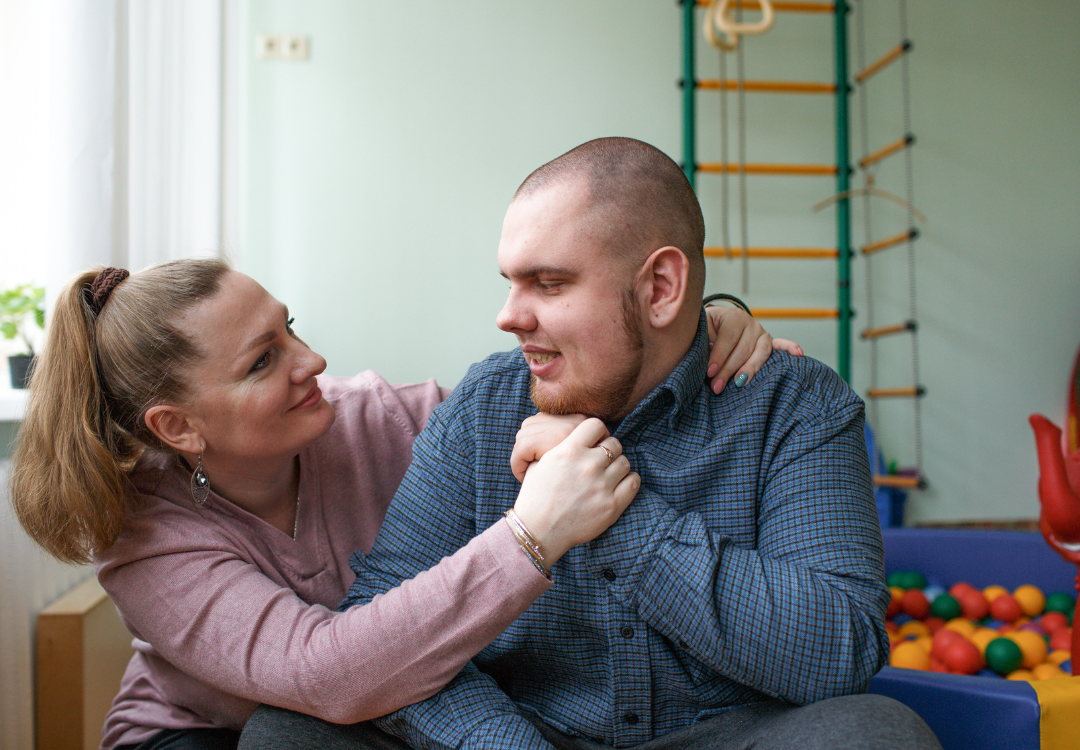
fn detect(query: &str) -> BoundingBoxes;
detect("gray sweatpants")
[238,694,942,750]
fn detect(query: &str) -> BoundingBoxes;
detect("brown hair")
[514,137,707,297]
[9,259,230,564]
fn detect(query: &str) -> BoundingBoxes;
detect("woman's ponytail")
[9,260,229,564]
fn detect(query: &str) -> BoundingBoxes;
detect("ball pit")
[887,572,1074,682]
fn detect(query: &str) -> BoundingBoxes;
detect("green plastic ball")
[899,571,928,591]
[930,593,962,621]
[1045,592,1076,617]
[886,571,906,589]
[985,637,1024,676]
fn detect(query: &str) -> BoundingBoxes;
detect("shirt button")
[624,713,639,725]
[621,626,635,639]
[602,569,617,582]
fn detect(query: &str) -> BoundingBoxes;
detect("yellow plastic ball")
[890,641,931,671]
[1031,663,1067,681]
[944,618,977,638]
[889,585,905,600]
[898,620,931,639]
[970,628,1000,656]
[1013,585,1046,617]
[913,635,933,654]
[1048,650,1071,666]
[983,585,1009,603]
[1006,669,1035,682]
[1006,631,1049,670]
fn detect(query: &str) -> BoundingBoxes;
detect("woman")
[10,260,795,750]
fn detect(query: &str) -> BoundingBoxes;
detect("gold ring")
[600,445,615,464]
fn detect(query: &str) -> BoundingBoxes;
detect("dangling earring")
[191,454,210,506]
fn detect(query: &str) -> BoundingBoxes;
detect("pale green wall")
[243,0,1080,524]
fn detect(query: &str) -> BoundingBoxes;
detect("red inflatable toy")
[1030,345,1080,675]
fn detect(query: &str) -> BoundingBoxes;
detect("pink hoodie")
[94,372,549,749]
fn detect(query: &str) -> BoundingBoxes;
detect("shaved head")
[513,137,706,297]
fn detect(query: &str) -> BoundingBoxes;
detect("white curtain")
[45,0,233,309]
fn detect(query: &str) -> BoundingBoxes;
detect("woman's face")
[178,271,335,464]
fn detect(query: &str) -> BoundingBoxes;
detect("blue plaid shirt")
[341,313,889,749]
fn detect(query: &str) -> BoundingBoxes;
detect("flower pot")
[8,354,33,389]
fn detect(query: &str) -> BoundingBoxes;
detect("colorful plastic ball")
[985,637,1024,675]
[898,620,930,639]
[1062,660,1072,674]
[886,588,902,619]
[949,582,978,599]
[983,618,1005,630]
[914,635,933,654]
[1006,669,1034,682]
[890,641,931,671]
[1041,611,1070,634]
[893,613,913,626]
[990,593,1023,623]
[1048,627,1072,652]
[1013,585,1046,617]
[1048,649,1071,666]
[957,590,990,621]
[983,585,1009,603]
[924,616,946,634]
[888,571,927,590]
[930,628,965,661]
[1032,663,1067,681]
[944,618,976,638]
[1006,630,1049,670]
[901,589,931,620]
[943,638,983,675]
[970,628,1001,657]
[930,656,949,673]
[930,593,962,621]
[923,584,946,602]
[1044,592,1076,617]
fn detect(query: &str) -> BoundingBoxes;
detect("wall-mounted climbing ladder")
[680,0,927,490]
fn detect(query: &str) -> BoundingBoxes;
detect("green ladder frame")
[680,0,852,382]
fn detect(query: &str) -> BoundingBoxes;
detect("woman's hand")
[511,418,639,564]
[705,306,804,394]
[511,413,588,482]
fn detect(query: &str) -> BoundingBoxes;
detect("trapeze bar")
[860,319,917,339]
[750,308,839,318]
[866,386,926,398]
[861,228,918,255]
[697,79,836,94]
[859,134,915,170]
[697,162,837,176]
[695,0,835,12]
[704,247,838,258]
[873,475,927,489]
[856,40,912,84]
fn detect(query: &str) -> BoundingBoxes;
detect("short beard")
[529,287,644,421]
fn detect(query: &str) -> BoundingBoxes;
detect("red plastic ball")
[1041,612,1070,634]
[901,589,931,620]
[925,616,946,634]
[949,582,978,599]
[931,628,965,661]
[942,638,984,675]
[1049,627,1072,652]
[990,593,1023,623]
[958,590,990,621]
[930,656,949,673]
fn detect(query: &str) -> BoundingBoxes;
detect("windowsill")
[0,388,29,421]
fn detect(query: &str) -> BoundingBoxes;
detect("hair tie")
[87,268,130,316]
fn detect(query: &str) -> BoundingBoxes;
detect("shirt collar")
[615,310,710,436]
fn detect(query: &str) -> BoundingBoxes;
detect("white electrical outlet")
[256,34,310,61]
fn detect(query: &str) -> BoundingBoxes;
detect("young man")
[242,138,940,750]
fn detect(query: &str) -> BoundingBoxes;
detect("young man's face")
[496,180,645,421]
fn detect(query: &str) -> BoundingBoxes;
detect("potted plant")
[1,284,45,388]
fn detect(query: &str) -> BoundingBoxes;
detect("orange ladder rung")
[698,162,837,176]
[859,134,914,170]
[697,79,836,94]
[867,386,925,398]
[856,40,912,84]
[705,247,838,259]
[696,0,835,12]
[861,320,917,339]
[862,228,918,255]
[874,475,926,489]
[751,308,839,319]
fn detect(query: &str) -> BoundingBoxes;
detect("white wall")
[243,0,1080,524]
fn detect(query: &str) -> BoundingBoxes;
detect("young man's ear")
[639,246,690,329]
[145,405,204,455]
